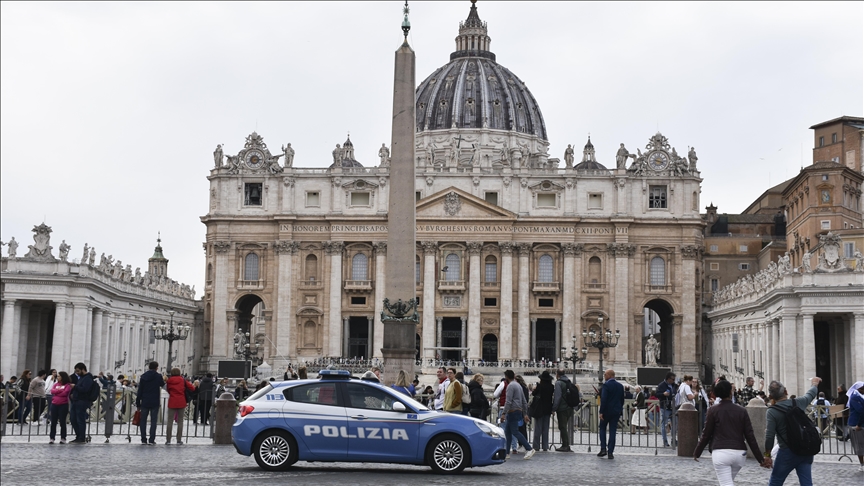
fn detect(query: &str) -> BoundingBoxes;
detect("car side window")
[284,383,339,406]
[345,383,398,411]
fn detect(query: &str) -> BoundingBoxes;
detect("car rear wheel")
[426,434,469,474]
[253,430,298,471]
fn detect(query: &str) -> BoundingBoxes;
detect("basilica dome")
[415,2,547,141]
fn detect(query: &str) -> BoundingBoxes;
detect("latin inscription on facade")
[281,224,620,235]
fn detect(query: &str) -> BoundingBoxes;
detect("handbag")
[132,410,141,426]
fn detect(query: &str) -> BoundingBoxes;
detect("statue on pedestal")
[6,237,17,257]
[82,243,89,262]
[645,334,659,366]
[214,144,224,168]
[378,143,391,167]
[688,147,698,171]
[616,143,630,170]
[58,240,71,262]
[282,143,295,167]
[88,247,96,266]
[564,144,574,169]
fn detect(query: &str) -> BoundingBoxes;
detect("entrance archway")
[235,294,264,335]
[482,334,498,362]
[643,299,674,367]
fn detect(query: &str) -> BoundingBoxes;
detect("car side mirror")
[392,401,407,412]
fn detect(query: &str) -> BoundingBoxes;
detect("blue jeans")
[503,411,533,453]
[50,403,69,440]
[661,407,674,445]
[139,407,160,443]
[599,413,620,453]
[768,447,813,486]
[16,398,32,423]
[70,401,89,441]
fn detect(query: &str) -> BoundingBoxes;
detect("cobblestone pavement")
[2,440,860,486]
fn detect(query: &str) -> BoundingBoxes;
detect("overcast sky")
[2,1,862,293]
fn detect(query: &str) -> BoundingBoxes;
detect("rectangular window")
[537,193,556,207]
[588,193,603,209]
[416,191,422,202]
[845,242,855,258]
[244,183,263,206]
[819,136,824,147]
[484,297,497,307]
[832,133,837,143]
[821,220,830,230]
[538,298,554,307]
[648,185,667,209]
[710,262,719,271]
[739,245,748,252]
[738,263,750,271]
[350,296,366,305]
[306,191,320,207]
[350,192,370,206]
[485,192,499,206]
[710,245,718,252]
[485,262,497,282]
[822,174,829,181]
[710,278,719,291]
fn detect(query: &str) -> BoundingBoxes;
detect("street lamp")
[153,309,191,370]
[561,335,588,370]
[582,317,620,383]
[240,331,262,364]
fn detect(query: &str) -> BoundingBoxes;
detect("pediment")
[528,180,565,192]
[416,187,517,220]
[341,178,379,190]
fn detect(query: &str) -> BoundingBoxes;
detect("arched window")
[538,254,553,282]
[445,253,461,281]
[650,256,666,286]
[305,254,318,281]
[416,255,421,284]
[244,253,259,280]
[484,255,498,282]
[588,256,601,285]
[351,253,368,280]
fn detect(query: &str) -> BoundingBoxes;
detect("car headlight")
[474,419,506,439]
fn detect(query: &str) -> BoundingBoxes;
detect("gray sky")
[2,1,862,293]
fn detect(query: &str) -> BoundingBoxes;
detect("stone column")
[274,240,299,369]
[372,242,387,359]
[561,243,577,355]
[100,312,111,373]
[1,300,17,377]
[499,242,514,360]
[467,242,482,361]
[50,302,68,371]
[69,303,89,365]
[679,246,699,370]
[367,316,374,359]
[801,313,816,385]
[27,307,44,372]
[853,313,864,380]
[530,318,537,360]
[212,241,231,362]
[517,243,531,360]
[343,317,350,357]
[14,303,30,374]
[772,319,781,382]
[460,316,467,360]
[611,244,632,366]
[436,316,443,351]
[422,242,437,360]
[90,308,104,372]
[554,318,562,361]
[781,313,798,389]
[326,241,344,357]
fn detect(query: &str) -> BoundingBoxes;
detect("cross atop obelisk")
[380,1,417,384]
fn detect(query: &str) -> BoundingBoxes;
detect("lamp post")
[561,335,588,370]
[240,331,262,364]
[153,309,191,370]
[582,317,620,384]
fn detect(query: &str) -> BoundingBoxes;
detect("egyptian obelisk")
[381,1,417,385]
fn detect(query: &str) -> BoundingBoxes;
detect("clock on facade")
[245,149,264,169]
[648,151,669,171]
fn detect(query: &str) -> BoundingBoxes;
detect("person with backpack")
[467,373,489,419]
[530,370,555,452]
[443,368,463,413]
[552,369,577,452]
[764,376,821,486]
[69,362,98,444]
[455,371,472,415]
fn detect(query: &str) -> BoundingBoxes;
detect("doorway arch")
[642,299,675,367]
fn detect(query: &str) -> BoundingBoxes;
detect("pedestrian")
[422,385,435,407]
[43,369,57,423]
[69,363,96,443]
[48,372,72,444]
[597,369,624,460]
[233,380,251,401]
[676,375,696,408]
[515,375,530,449]
[764,376,821,486]
[467,374,489,419]
[552,369,574,452]
[135,361,164,445]
[657,372,678,447]
[500,370,535,460]
[165,367,194,445]
[283,365,298,381]
[834,384,850,440]
[845,381,864,472]
[15,369,32,423]
[694,380,771,485]
[297,366,308,379]
[433,367,449,411]
[631,385,648,434]
[189,379,200,422]
[530,370,554,452]
[443,368,463,413]
[27,370,48,424]
[391,370,413,397]
[455,371,471,416]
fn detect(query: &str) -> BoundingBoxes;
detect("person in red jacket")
[165,367,195,445]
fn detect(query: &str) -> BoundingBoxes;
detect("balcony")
[238,279,264,291]
[344,280,373,293]
[532,281,560,295]
[437,279,466,294]
[583,282,606,291]
[299,280,323,290]
[482,281,500,290]
[645,284,673,294]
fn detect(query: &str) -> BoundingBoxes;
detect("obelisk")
[381,1,417,385]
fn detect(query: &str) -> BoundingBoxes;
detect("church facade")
[200,3,706,376]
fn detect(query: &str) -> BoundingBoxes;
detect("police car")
[232,370,507,474]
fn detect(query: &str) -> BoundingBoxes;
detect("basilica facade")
[200,3,705,376]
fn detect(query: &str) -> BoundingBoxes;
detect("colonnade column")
[467,242,482,361]
[372,242,387,359]
[561,244,577,358]
[772,319,781,382]
[780,313,798,390]
[69,303,88,365]
[679,246,699,370]
[801,313,816,385]
[326,241,344,357]
[498,242,514,360]
[422,242,437,360]
[517,243,530,360]
[342,317,350,357]
[460,317,467,360]
[436,317,443,352]
[90,308,104,372]
[1,300,17,377]
[50,302,68,371]
[14,304,30,373]
[611,243,632,366]
[853,313,864,380]
[212,241,231,360]
[275,241,299,368]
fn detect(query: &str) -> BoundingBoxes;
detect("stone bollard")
[677,403,698,457]
[213,392,237,445]
[745,398,767,459]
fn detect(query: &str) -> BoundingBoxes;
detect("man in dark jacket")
[198,373,215,425]
[531,370,555,451]
[552,369,574,452]
[598,369,625,460]
[656,372,678,447]
[70,363,96,443]
[136,361,165,445]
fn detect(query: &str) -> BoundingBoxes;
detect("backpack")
[461,382,471,405]
[85,381,101,403]
[564,381,580,407]
[783,402,822,456]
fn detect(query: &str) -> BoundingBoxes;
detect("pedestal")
[381,320,415,385]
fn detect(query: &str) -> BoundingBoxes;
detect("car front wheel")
[253,430,298,471]
[426,434,469,474]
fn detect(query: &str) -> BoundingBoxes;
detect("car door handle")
[351,415,367,420]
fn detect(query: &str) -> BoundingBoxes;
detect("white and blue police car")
[232,370,507,474]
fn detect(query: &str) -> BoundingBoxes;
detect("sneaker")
[608,453,615,460]
[505,454,511,460]
[524,449,536,460]
[176,440,183,445]
[597,450,607,457]
[166,440,171,445]
[555,446,572,452]
[59,439,66,444]
[49,440,55,444]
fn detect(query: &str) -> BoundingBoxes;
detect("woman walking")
[49,372,72,444]
[165,368,195,445]
[16,369,32,423]
[631,385,648,434]
[693,380,770,485]
[467,374,490,420]
[530,370,554,451]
